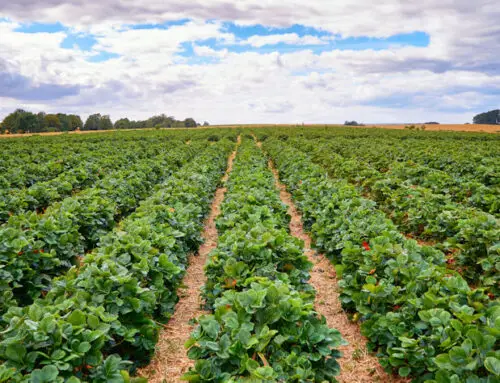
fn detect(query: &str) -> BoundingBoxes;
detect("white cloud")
[193,45,228,58]
[0,1,499,124]
[93,21,233,57]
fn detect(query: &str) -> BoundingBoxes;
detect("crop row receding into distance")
[0,127,497,383]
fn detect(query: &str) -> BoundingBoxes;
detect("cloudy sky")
[0,1,498,124]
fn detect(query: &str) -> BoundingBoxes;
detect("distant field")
[1,123,498,138]
[215,123,500,133]
[364,123,500,133]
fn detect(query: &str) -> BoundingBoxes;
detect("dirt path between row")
[138,136,240,382]
[259,141,408,383]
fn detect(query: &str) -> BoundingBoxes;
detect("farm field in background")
[214,124,500,134]
[364,124,500,133]
[0,127,498,382]
[1,123,499,139]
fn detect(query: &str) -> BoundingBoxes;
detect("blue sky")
[12,21,430,62]
[0,1,498,124]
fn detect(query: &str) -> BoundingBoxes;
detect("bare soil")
[265,149,409,383]
[137,136,240,382]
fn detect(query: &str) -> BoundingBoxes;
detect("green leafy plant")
[0,137,235,381]
[261,135,499,382]
[185,280,345,382]
[185,140,345,382]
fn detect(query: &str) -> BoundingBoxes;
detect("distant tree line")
[344,120,365,126]
[112,114,206,130]
[0,109,83,134]
[0,109,207,134]
[473,109,500,125]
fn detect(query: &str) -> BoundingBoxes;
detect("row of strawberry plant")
[0,128,237,202]
[0,129,207,191]
[184,139,345,382]
[0,141,102,190]
[263,138,499,383]
[279,135,500,293]
[286,135,499,216]
[0,135,156,190]
[275,127,499,189]
[0,139,234,382]
[0,140,204,317]
[0,139,175,223]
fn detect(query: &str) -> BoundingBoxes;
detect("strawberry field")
[0,127,498,382]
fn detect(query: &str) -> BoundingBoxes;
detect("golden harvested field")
[364,124,500,133]
[215,123,500,133]
[0,123,498,139]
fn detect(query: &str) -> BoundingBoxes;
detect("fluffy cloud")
[0,1,496,41]
[193,45,228,58]
[0,1,498,123]
[0,70,80,100]
[94,21,233,57]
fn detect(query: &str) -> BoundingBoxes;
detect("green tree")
[19,112,38,133]
[2,109,24,133]
[344,120,362,126]
[129,120,147,129]
[36,112,48,132]
[144,114,176,128]
[100,115,113,130]
[69,115,83,131]
[147,114,165,128]
[184,118,197,128]
[473,110,500,125]
[84,114,102,130]
[1,109,39,133]
[114,118,131,130]
[56,114,72,131]
[84,114,113,130]
[45,114,62,131]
